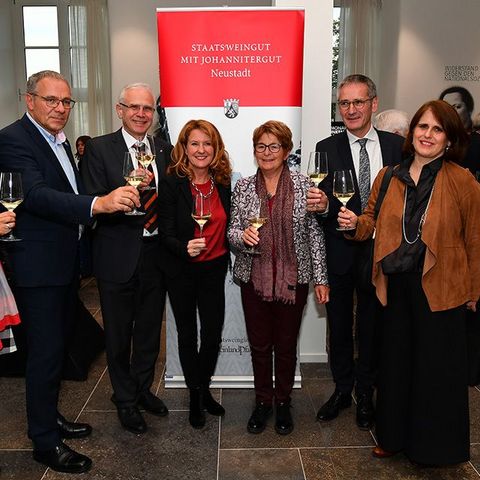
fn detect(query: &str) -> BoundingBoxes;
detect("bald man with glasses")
[307,74,404,431]
[81,83,172,435]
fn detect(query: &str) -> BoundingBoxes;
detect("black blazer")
[157,174,231,277]
[463,131,480,175]
[81,129,172,283]
[0,114,93,287]
[316,129,404,276]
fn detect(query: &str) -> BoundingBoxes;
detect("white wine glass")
[123,152,145,216]
[333,169,356,231]
[308,152,328,187]
[191,193,211,242]
[135,136,156,191]
[246,197,267,255]
[0,172,23,242]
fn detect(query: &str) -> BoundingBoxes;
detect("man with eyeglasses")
[0,70,140,474]
[81,83,172,436]
[307,74,404,431]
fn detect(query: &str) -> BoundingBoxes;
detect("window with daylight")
[12,0,111,141]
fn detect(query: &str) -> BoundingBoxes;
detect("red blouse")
[189,181,227,262]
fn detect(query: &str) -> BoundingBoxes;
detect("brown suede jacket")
[352,160,480,312]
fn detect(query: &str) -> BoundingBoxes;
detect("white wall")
[0,4,21,129]
[379,0,480,118]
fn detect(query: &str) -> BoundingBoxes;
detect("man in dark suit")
[0,70,140,473]
[307,74,404,430]
[81,83,172,435]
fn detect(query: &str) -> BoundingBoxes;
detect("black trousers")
[15,281,77,450]
[166,254,228,389]
[325,268,381,395]
[97,241,166,407]
[376,273,469,465]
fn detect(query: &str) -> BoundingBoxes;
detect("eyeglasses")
[254,143,282,153]
[337,98,374,111]
[30,93,76,109]
[119,102,155,114]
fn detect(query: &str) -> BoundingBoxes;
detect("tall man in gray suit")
[82,83,172,435]
[308,74,404,430]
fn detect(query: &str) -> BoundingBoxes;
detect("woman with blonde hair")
[158,119,232,429]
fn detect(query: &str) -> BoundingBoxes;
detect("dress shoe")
[202,389,225,416]
[355,393,374,430]
[33,442,92,474]
[247,403,272,434]
[275,402,293,435]
[372,446,397,458]
[316,390,352,421]
[138,391,169,417]
[57,414,92,439]
[189,387,206,429]
[117,406,147,434]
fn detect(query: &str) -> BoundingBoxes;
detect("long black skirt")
[375,272,469,466]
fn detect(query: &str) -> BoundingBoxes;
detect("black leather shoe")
[247,403,272,434]
[202,389,225,416]
[138,391,169,417]
[33,442,92,474]
[275,402,293,435]
[57,414,92,439]
[316,390,352,421]
[117,406,147,434]
[189,388,206,429]
[356,393,374,430]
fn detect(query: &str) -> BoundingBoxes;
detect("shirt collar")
[121,128,148,150]
[346,124,378,146]
[26,112,66,146]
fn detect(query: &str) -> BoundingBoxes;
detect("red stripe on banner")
[157,9,304,107]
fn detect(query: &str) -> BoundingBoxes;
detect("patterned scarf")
[251,165,298,304]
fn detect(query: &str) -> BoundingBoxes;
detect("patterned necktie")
[134,142,158,234]
[357,138,371,211]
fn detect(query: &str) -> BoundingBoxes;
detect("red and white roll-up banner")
[157,7,305,387]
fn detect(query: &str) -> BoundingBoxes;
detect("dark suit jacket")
[81,129,172,283]
[463,131,480,175]
[157,174,231,277]
[0,114,93,287]
[316,129,404,276]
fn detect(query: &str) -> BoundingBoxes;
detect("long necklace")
[402,183,435,245]
[191,175,215,198]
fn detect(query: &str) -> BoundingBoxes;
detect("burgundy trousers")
[241,281,308,405]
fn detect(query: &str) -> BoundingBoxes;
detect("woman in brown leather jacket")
[338,100,480,466]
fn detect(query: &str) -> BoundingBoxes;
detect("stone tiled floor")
[1,278,480,479]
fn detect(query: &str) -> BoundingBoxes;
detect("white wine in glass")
[246,198,267,255]
[308,152,328,187]
[333,169,356,231]
[123,152,145,216]
[135,136,156,190]
[191,193,211,238]
[0,172,23,242]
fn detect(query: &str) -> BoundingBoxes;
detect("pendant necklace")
[402,183,435,245]
[191,175,215,198]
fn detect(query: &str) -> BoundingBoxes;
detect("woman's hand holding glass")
[187,238,207,257]
[306,187,328,213]
[337,207,358,231]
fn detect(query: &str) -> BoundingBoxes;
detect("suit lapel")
[377,130,393,167]
[20,115,75,193]
[111,129,129,174]
[336,131,362,213]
